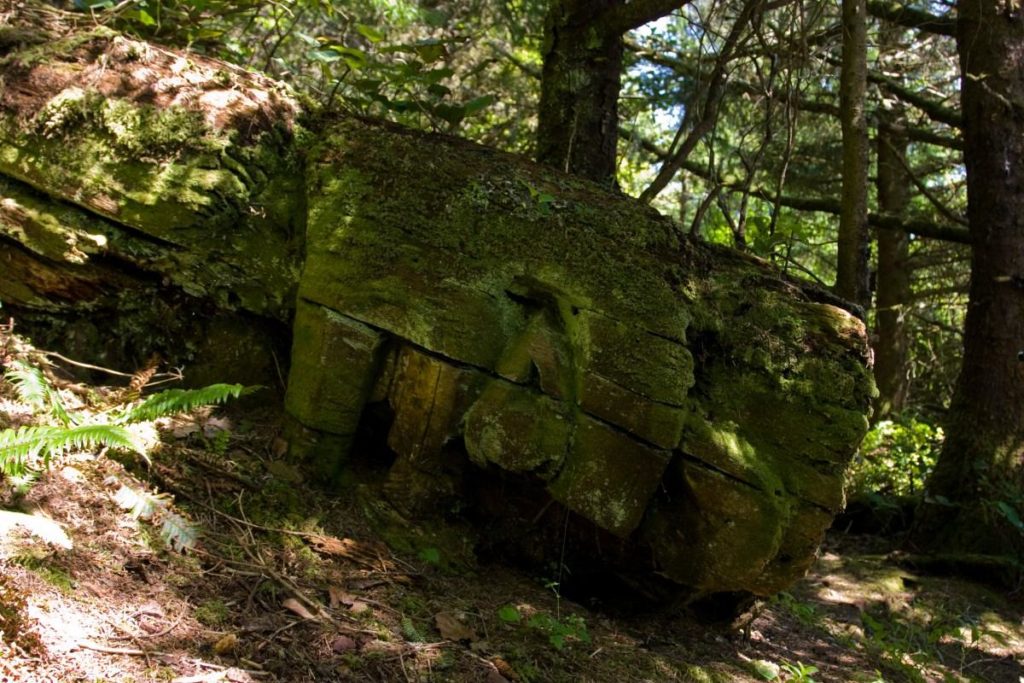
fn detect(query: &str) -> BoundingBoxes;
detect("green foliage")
[417,546,441,566]
[1,357,248,553]
[750,659,781,681]
[858,604,1004,682]
[115,383,247,424]
[496,604,589,651]
[0,424,141,477]
[773,591,819,627]
[194,598,229,626]
[780,661,819,683]
[5,361,71,426]
[497,604,522,623]
[847,418,944,498]
[401,615,427,642]
[113,484,199,552]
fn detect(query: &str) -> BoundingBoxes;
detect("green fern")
[4,361,71,426]
[116,384,247,425]
[0,424,142,476]
[114,484,199,551]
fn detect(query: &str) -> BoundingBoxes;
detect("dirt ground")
[1,357,1022,682]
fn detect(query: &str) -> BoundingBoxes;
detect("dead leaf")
[171,422,200,439]
[330,635,358,653]
[282,598,317,620]
[491,657,519,681]
[213,633,237,655]
[328,586,352,609]
[348,600,370,615]
[434,611,478,642]
[308,535,391,570]
[203,416,233,437]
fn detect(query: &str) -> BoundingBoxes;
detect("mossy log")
[0,2,875,603]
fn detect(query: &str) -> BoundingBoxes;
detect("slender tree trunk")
[872,122,912,420]
[917,0,1024,557]
[536,0,623,185]
[836,0,871,310]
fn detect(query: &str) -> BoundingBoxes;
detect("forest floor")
[1,348,1022,682]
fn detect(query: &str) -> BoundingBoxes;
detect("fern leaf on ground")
[160,511,199,552]
[4,361,71,426]
[113,484,198,551]
[116,384,248,425]
[0,424,143,476]
[5,362,48,407]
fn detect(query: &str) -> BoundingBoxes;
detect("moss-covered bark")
[291,117,875,597]
[0,7,301,380]
[0,1,876,603]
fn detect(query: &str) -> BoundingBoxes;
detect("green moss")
[194,599,229,626]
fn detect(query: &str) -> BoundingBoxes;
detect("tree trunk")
[872,120,912,420]
[535,0,624,185]
[0,1,876,603]
[917,0,1024,559]
[836,0,871,310]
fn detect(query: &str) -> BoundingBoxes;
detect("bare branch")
[620,126,971,243]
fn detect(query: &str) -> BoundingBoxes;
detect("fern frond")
[4,361,71,426]
[116,384,248,424]
[113,484,198,551]
[159,511,199,552]
[113,484,166,520]
[44,424,143,457]
[0,426,52,476]
[0,423,143,476]
[5,362,49,410]
[0,510,72,549]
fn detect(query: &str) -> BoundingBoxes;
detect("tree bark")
[873,123,912,421]
[872,22,914,421]
[535,0,624,184]
[917,0,1024,559]
[536,0,689,185]
[836,0,871,310]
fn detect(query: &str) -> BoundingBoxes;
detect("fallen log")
[0,2,874,606]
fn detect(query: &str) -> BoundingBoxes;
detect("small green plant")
[496,605,590,650]
[1,360,247,478]
[774,591,819,627]
[780,661,819,683]
[113,484,199,552]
